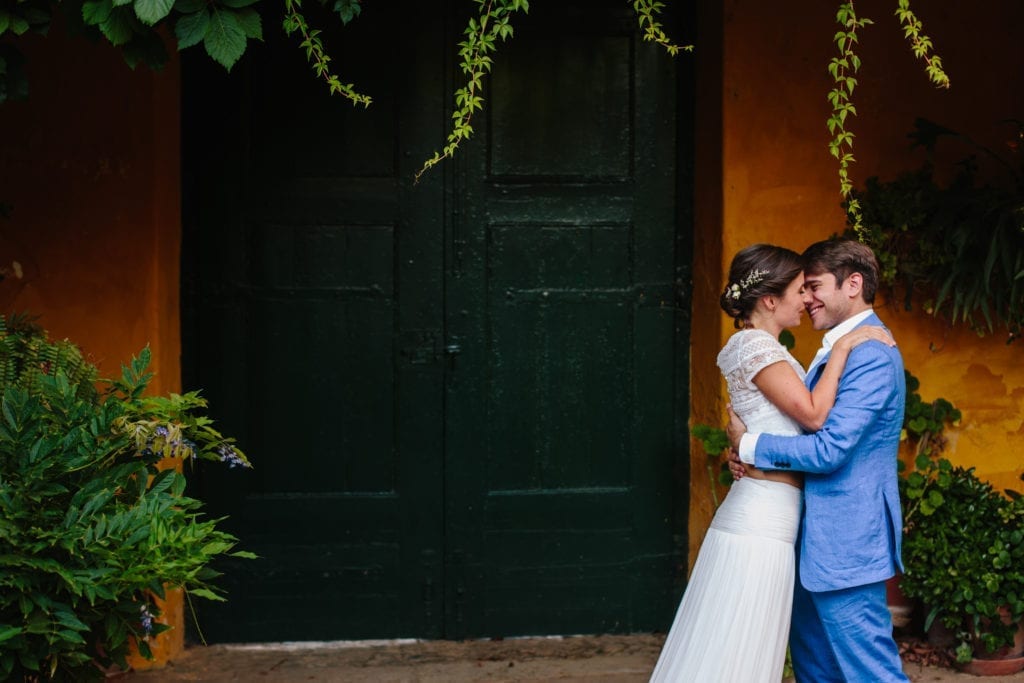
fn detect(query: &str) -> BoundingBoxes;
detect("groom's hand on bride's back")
[727,448,747,480]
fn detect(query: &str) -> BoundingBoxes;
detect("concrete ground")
[122,634,1024,682]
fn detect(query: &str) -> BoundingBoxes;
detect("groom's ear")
[845,272,864,299]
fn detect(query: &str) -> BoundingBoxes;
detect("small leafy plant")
[0,314,253,680]
[901,370,961,460]
[901,457,1024,663]
[691,423,731,509]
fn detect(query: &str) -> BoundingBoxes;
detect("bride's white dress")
[650,329,806,683]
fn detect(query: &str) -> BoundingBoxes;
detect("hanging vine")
[828,3,872,236]
[415,0,529,183]
[281,0,372,107]
[0,0,951,192]
[895,0,950,89]
[831,0,950,238]
[633,0,693,56]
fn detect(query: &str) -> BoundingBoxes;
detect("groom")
[727,239,908,682]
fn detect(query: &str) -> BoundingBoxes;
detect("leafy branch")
[632,0,692,56]
[895,0,951,90]
[828,2,872,237]
[2,0,957,194]
[281,0,371,107]
[831,1,951,239]
[415,0,529,183]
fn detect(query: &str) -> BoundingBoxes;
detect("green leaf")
[82,0,113,26]
[233,7,261,40]
[9,16,28,35]
[99,7,136,46]
[201,541,232,555]
[134,0,175,25]
[778,329,796,350]
[332,0,361,23]
[188,588,225,601]
[203,9,247,70]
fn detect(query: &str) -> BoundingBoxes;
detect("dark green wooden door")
[182,4,448,641]
[442,4,686,638]
[182,0,690,643]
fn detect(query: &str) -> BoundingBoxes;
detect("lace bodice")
[716,329,805,436]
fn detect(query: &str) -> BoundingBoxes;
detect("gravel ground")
[121,634,1024,682]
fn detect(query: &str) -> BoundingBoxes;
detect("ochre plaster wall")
[0,25,181,397]
[0,25,183,664]
[690,0,1024,564]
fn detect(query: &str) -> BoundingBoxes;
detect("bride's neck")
[747,310,781,338]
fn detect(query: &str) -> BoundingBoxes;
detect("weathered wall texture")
[0,24,183,663]
[691,0,1024,562]
[0,24,181,398]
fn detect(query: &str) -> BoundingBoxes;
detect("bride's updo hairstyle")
[720,244,804,328]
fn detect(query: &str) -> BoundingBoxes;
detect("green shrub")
[901,456,1024,662]
[0,315,253,680]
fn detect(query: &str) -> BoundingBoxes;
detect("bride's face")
[774,274,807,329]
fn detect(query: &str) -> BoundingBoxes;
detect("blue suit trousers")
[790,577,908,682]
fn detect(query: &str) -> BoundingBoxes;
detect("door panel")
[489,35,632,178]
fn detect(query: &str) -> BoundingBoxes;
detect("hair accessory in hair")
[727,268,768,299]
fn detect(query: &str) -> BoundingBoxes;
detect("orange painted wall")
[690,0,1024,563]
[0,24,183,664]
[0,25,181,397]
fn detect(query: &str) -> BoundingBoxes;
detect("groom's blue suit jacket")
[754,311,906,592]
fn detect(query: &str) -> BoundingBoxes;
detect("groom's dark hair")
[802,239,880,303]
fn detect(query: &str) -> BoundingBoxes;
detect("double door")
[183,0,692,641]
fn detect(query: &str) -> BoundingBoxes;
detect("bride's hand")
[834,325,895,352]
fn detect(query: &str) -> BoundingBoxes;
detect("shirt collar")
[821,309,875,351]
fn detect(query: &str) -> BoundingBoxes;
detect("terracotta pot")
[957,611,1024,676]
[957,654,1024,676]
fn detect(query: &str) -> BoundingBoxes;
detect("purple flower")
[217,444,249,468]
[139,604,154,634]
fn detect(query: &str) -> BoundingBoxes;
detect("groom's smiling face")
[802,271,854,330]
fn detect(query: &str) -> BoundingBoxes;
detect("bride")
[648,243,894,682]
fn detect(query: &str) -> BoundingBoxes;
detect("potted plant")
[845,117,1024,345]
[0,314,254,680]
[900,453,1024,673]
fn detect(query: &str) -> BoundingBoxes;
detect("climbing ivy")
[829,0,949,235]
[415,0,531,182]
[0,0,949,192]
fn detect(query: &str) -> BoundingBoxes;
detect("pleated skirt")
[649,477,802,683]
